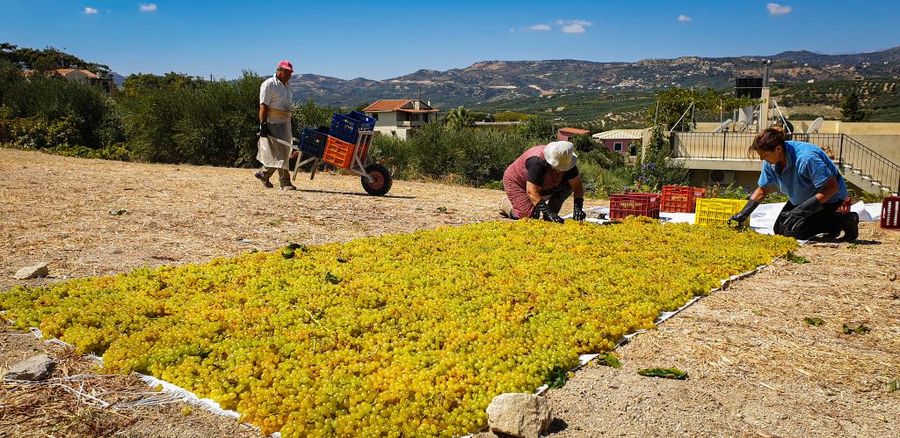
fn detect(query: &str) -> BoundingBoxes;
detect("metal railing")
[671,132,899,194]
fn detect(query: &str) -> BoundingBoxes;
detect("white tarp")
[582,202,883,235]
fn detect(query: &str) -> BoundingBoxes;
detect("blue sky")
[1,1,898,80]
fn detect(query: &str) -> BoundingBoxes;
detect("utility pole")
[759,60,772,131]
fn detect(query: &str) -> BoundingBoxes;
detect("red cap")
[277,60,293,72]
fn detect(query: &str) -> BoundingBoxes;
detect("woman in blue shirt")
[730,127,859,241]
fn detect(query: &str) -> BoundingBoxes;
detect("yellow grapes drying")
[0,218,796,437]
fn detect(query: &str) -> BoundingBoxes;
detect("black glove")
[573,197,586,222]
[258,121,270,137]
[535,200,564,224]
[728,199,760,227]
[781,196,823,236]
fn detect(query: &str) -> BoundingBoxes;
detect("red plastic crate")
[837,196,852,214]
[323,135,354,168]
[609,193,661,219]
[661,185,704,213]
[882,196,900,229]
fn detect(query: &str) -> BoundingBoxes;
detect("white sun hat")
[543,141,578,172]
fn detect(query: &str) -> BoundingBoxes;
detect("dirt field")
[1,148,898,437]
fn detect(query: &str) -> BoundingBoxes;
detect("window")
[614,142,623,152]
[372,113,379,120]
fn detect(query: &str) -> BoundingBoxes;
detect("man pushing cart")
[255,60,392,195]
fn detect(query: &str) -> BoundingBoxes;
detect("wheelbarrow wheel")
[361,163,392,196]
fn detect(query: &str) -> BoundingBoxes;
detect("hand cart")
[266,130,393,196]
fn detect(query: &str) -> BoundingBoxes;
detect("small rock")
[13,262,49,280]
[3,354,55,381]
[486,393,552,438]
[889,272,897,282]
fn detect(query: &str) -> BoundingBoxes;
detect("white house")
[362,99,439,139]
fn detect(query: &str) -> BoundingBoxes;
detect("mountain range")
[289,46,900,109]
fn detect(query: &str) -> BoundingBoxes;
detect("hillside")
[290,47,900,108]
[467,78,900,126]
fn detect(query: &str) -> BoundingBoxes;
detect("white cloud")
[556,19,593,34]
[526,24,552,32]
[84,7,98,15]
[139,3,158,13]
[677,14,692,23]
[767,3,792,16]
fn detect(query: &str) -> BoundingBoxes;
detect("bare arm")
[259,103,268,124]
[815,176,839,203]
[749,186,768,203]
[526,181,542,205]
[569,176,585,198]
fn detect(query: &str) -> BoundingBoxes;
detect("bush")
[119,72,262,166]
[0,65,111,149]
[6,116,79,149]
[577,159,632,198]
[630,127,689,190]
[570,134,595,152]
[368,123,542,186]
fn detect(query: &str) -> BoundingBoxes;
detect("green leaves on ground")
[785,251,809,264]
[597,352,622,368]
[804,317,825,326]
[842,323,870,335]
[638,367,688,380]
[546,366,572,389]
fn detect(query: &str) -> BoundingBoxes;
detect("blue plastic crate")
[299,128,327,158]
[329,111,376,144]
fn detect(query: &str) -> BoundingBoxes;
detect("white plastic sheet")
[580,202,884,235]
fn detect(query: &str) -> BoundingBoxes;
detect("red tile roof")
[363,99,439,113]
[558,127,590,135]
[54,68,100,79]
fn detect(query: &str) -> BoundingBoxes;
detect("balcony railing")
[671,132,899,194]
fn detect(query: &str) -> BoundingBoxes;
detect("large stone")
[3,354,55,381]
[486,393,552,438]
[13,262,49,280]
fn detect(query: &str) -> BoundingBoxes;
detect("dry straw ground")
[1,148,898,437]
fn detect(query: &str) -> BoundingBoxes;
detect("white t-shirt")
[259,75,292,122]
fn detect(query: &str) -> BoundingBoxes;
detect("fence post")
[722,132,727,160]
[838,134,844,166]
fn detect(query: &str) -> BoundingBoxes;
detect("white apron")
[257,118,292,170]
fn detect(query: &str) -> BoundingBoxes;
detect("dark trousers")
[259,167,292,186]
[774,200,842,239]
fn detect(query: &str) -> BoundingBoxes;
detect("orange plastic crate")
[882,196,900,229]
[609,193,661,219]
[323,135,354,168]
[661,185,704,213]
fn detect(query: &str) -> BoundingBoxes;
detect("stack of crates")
[882,196,900,229]
[609,193,661,219]
[299,127,329,159]
[322,111,376,169]
[661,185,706,213]
[694,198,747,227]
